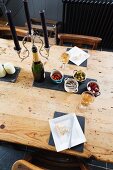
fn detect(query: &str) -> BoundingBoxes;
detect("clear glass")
[59,52,69,70]
[77,91,94,112]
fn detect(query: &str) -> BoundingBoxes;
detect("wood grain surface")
[0,38,113,163]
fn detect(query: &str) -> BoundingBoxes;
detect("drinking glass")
[77,91,95,112]
[59,52,69,70]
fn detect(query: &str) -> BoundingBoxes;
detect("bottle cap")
[32,45,37,53]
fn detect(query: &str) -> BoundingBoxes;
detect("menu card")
[66,46,90,66]
[49,113,86,152]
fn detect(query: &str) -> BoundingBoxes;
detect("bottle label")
[33,52,40,62]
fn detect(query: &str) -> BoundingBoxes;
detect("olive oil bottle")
[32,44,45,82]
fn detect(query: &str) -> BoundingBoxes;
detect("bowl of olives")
[73,70,86,82]
[87,81,100,97]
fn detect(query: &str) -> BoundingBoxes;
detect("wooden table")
[0,38,113,163]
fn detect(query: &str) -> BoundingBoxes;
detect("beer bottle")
[32,44,45,82]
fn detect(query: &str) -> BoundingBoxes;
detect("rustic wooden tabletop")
[0,38,113,163]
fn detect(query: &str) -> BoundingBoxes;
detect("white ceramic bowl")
[64,77,78,93]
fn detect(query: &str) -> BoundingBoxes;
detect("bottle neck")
[32,45,40,62]
[33,52,40,62]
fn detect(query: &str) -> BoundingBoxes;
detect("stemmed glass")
[77,91,95,112]
[59,52,69,70]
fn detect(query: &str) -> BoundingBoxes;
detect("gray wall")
[4,0,63,26]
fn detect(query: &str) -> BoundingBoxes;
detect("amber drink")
[60,52,69,69]
[77,91,94,112]
[60,52,69,64]
[81,91,94,106]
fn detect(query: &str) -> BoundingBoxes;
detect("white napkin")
[66,46,90,66]
[49,113,86,152]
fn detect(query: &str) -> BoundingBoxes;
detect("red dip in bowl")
[87,81,100,96]
[52,72,62,80]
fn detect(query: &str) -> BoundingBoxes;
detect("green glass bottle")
[32,45,45,82]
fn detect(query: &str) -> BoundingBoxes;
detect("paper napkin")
[66,46,90,66]
[49,113,86,152]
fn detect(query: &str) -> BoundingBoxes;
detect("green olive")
[75,70,85,81]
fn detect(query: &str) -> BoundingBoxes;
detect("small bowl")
[73,70,86,83]
[87,81,101,97]
[64,77,78,93]
[50,69,64,84]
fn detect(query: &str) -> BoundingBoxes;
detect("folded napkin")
[49,113,86,152]
[66,46,90,66]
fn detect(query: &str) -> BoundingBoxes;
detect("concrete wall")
[4,0,63,26]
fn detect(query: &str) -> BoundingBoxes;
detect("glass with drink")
[60,52,69,69]
[77,91,94,112]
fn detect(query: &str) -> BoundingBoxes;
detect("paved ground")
[0,142,113,170]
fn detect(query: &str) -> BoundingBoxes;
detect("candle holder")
[17,29,50,62]
[2,0,50,63]
[32,30,50,61]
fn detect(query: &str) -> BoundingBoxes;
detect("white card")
[66,46,90,66]
[49,113,86,152]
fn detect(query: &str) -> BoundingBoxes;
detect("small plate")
[49,113,86,152]
[0,67,21,83]
[66,46,90,66]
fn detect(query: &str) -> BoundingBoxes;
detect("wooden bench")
[12,160,43,170]
[0,25,28,38]
[30,18,57,37]
[12,159,88,170]
[0,18,28,38]
[58,33,102,49]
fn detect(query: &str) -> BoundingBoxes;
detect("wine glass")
[77,91,95,112]
[59,52,69,70]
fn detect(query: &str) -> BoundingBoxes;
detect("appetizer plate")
[49,113,86,152]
